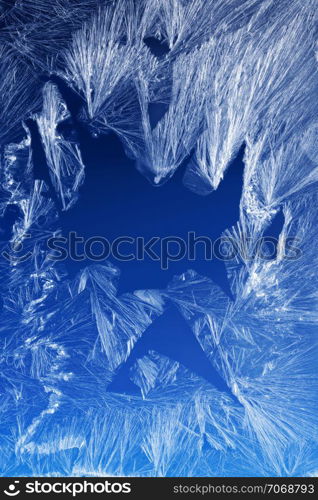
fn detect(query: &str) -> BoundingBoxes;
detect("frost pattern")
[0,0,317,478]
[36,83,85,211]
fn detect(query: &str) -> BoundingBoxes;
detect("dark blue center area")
[25,80,248,397]
[25,76,248,297]
[60,133,245,295]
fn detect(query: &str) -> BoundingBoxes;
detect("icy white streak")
[153,0,267,54]
[185,7,317,194]
[133,43,211,184]
[61,1,156,122]
[78,265,165,371]
[36,82,85,211]
[0,47,40,146]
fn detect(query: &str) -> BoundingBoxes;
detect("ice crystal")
[0,0,317,478]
